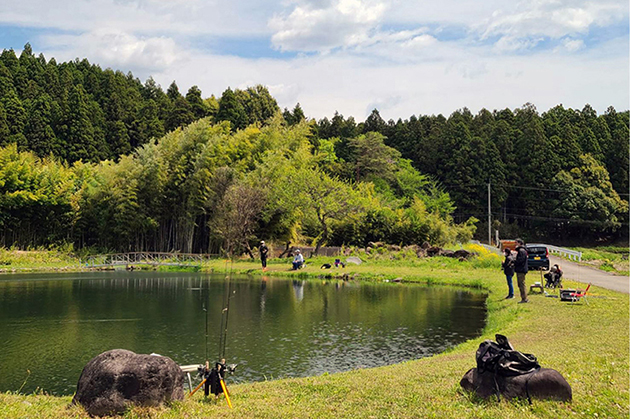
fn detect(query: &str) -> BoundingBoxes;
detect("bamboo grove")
[0,118,475,254]
[0,45,628,251]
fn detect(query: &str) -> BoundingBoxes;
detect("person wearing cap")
[292,249,304,270]
[514,238,529,303]
[259,240,269,271]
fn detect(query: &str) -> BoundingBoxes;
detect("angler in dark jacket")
[259,241,269,271]
[501,248,515,299]
[514,238,529,303]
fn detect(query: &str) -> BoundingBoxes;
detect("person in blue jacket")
[501,248,515,299]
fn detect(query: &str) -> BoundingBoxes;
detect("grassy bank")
[0,247,81,273]
[1,249,628,418]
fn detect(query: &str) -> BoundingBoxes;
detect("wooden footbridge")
[83,252,217,269]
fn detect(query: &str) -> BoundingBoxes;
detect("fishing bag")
[476,334,540,377]
[475,334,541,402]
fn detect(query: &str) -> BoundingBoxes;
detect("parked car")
[526,244,550,271]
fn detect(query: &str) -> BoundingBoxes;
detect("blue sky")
[0,0,627,120]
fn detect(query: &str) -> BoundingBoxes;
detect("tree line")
[0,44,627,249]
[0,44,279,163]
[312,104,628,242]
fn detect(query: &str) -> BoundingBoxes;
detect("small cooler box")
[560,289,577,301]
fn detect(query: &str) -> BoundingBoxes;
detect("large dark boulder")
[453,249,473,259]
[72,349,185,416]
[460,367,572,401]
[426,246,442,257]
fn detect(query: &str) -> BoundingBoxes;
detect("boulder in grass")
[72,349,185,416]
[453,249,473,259]
[426,246,442,257]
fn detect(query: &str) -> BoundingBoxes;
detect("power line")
[437,181,629,197]
[500,212,629,226]
[451,211,629,226]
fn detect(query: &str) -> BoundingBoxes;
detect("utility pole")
[487,181,492,245]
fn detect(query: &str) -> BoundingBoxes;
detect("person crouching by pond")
[514,238,529,303]
[292,249,304,270]
[502,248,515,299]
[259,240,269,271]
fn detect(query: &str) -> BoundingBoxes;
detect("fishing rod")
[204,301,208,362]
[190,253,237,406]
[218,256,234,360]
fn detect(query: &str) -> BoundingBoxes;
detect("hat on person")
[296,249,301,253]
[260,240,265,244]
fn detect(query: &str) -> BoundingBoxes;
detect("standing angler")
[259,241,269,271]
[514,238,529,303]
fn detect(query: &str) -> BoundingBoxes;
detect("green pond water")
[0,271,486,395]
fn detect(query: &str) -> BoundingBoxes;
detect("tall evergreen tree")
[363,109,386,133]
[166,96,195,132]
[186,85,208,119]
[66,85,99,162]
[217,88,248,131]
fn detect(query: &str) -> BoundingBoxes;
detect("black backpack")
[476,334,541,401]
[477,334,540,375]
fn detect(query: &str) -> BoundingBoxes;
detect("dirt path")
[548,255,629,294]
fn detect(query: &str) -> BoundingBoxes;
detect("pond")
[0,271,486,395]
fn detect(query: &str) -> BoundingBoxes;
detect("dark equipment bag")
[475,334,541,403]
[477,334,540,376]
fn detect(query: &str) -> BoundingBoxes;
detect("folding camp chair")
[569,283,591,305]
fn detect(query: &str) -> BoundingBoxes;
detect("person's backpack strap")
[524,367,541,405]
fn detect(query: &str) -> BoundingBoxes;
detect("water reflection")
[0,271,486,395]
[292,280,304,302]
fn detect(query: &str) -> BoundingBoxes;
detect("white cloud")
[270,0,389,52]
[493,36,544,53]
[141,35,627,121]
[41,30,183,72]
[401,34,437,49]
[479,0,627,47]
[562,38,585,52]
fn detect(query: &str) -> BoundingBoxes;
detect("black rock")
[72,349,185,416]
[453,249,473,259]
[426,246,442,257]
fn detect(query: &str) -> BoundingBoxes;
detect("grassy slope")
[1,254,628,418]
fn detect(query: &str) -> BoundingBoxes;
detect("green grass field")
[1,246,628,418]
